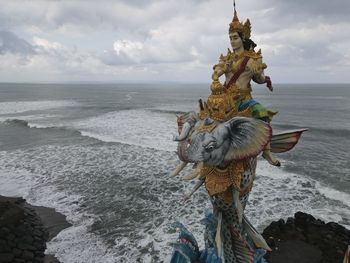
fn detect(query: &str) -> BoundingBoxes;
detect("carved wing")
[224,117,272,162]
[271,128,308,153]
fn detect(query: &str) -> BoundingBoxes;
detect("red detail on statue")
[224,56,250,89]
[177,116,184,135]
[265,76,272,89]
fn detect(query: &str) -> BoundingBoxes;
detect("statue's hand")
[211,72,219,81]
[212,65,225,81]
[265,76,273,91]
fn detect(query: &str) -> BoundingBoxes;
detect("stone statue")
[169,4,307,263]
[211,8,279,166]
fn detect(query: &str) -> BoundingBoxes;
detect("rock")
[34,251,45,258]
[0,253,14,263]
[0,196,70,263]
[34,256,45,263]
[21,235,34,244]
[22,250,34,260]
[0,243,11,253]
[0,239,6,247]
[0,200,25,226]
[5,233,15,241]
[33,229,44,237]
[13,247,22,257]
[33,241,46,251]
[14,225,27,236]
[268,240,322,263]
[17,242,36,251]
[263,211,350,263]
[7,240,16,248]
[0,227,10,235]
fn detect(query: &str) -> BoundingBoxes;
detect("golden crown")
[229,10,252,40]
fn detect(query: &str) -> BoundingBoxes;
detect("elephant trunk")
[173,122,192,141]
[177,137,203,163]
[177,140,191,162]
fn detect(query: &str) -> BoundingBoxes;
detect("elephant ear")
[223,117,271,162]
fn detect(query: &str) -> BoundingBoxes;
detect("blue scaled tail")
[169,213,268,263]
[170,222,200,263]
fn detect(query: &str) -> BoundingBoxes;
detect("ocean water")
[0,83,349,262]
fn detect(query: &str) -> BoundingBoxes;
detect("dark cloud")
[0,30,35,55]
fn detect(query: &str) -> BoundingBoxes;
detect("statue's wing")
[271,128,308,153]
[224,117,272,162]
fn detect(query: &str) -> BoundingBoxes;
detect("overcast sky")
[0,0,349,83]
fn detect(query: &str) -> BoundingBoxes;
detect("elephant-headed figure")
[172,111,273,263]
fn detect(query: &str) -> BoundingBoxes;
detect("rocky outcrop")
[0,196,48,263]
[262,212,350,263]
[0,196,71,263]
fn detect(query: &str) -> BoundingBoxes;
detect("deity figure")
[211,8,279,166]
[169,4,307,263]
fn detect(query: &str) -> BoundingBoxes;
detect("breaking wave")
[0,100,79,115]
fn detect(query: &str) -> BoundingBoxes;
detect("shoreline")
[31,205,71,263]
[0,195,71,263]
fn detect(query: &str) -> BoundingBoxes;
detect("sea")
[0,83,349,262]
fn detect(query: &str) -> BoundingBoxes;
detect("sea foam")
[0,100,78,115]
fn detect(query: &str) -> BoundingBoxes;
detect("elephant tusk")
[182,162,203,181]
[182,170,200,181]
[183,179,204,201]
[169,161,188,177]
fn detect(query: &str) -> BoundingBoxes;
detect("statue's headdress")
[229,1,251,40]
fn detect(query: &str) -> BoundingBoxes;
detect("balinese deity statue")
[208,8,279,166]
[169,4,307,263]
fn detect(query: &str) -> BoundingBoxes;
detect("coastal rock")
[262,211,350,263]
[0,253,14,263]
[21,250,35,260]
[0,196,71,263]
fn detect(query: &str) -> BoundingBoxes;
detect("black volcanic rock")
[0,196,71,263]
[0,196,48,263]
[262,211,350,263]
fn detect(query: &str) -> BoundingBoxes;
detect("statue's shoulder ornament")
[213,51,230,71]
[244,49,262,60]
[244,49,267,71]
[218,50,232,64]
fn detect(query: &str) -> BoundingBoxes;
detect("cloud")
[0,30,35,55]
[0,0,349,82]
[269,0,350,17]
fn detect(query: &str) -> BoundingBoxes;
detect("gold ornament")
[229,9,252,41]
[229,10,243,34]
[205,81,240,122]
[202,162,245,204]
[243,19,251,40]
[197,122,218,133]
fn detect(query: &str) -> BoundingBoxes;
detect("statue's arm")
[251,58,265,83]
[212,55,228,81]
[251,58,273,91]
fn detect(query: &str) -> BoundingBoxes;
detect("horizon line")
[0,81,349,85]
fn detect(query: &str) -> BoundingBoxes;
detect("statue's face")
[229,32,243,51]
